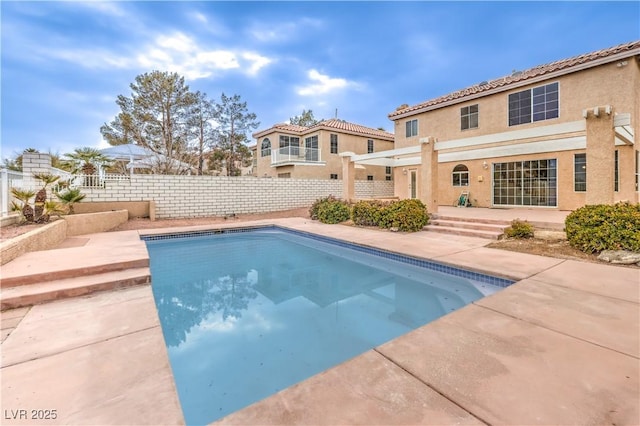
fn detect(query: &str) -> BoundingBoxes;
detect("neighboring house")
[253,119,394,180]
[344,40,639,211]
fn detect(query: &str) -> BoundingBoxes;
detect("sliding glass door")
[493,159,557,207]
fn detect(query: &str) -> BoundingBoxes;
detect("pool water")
[145,228,508,425]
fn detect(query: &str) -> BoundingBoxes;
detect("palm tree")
[10,188,36,222]
[63,147,112,175]
[32,173,60,222]
[55,188,86,214]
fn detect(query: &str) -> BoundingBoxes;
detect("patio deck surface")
[1,214,638,425]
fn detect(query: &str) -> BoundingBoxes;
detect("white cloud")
[296,69,354,96]
[37,30,274,80]
[248,17,323,43]
[242,52,273,76]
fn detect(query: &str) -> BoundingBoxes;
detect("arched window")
[261,138,271,157]
[452,164,469,186]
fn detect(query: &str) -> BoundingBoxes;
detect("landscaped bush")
[504,219,534,239]
[378,199,429,232]
[351,200,387,226]
[565,202,640,253]
[310,195,351,224]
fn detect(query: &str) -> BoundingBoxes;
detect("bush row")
[565,202,640,253]
[310,197,429,232]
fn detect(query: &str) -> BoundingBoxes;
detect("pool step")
[0,267,150,310]
[425,216,509,240]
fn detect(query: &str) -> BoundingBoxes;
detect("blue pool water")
[144,227,511,425]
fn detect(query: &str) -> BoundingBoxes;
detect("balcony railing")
[271,146,322,165]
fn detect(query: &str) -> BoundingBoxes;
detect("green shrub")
[351,200,387,226]
[379,199,429,232]
[504,219,534,239]
[565,202,640,253]
[310,195,351,224]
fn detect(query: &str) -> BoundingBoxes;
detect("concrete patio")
[1,215,638,425]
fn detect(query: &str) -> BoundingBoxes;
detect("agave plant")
[55,188,86,214]
[32,173,61,222]
[10,188,36,223]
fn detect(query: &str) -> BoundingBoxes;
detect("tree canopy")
[289,109,319,127]
[100,71,259,175]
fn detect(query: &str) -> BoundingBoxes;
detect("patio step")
[0,267,150,310]
[425,216,509,240]
[0,258,148,288]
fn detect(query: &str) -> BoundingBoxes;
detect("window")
[260,138,271,157]
[452,164,469,187]
[330,174,338,180]
[305,136,319,161]
[508,82,558,126]
[330,134,338,154]
[406,119,418,137]
[385,166,392,175]
[493,159,557,206]
[279,135,300,155]
[614,150,619,192]
[367,175,374,181]
[277,173,291,178]
[574,153,586,192]
[385,176,392,181]
[461,104,479,130]
[367,139,374,154]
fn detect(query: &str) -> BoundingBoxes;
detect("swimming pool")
[143,226,513,425]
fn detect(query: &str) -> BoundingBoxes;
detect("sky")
[1,1,639,161]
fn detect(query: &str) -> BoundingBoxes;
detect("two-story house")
[253,119,394,180]
[342,40,639,212]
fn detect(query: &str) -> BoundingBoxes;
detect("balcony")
[271,146,324,166]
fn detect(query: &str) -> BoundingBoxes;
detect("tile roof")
[389,40,640,120]
[253,118,394,140]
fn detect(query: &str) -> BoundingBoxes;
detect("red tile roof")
[389,40,640,120]
[253,118,394,140]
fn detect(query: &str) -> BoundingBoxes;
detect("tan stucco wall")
[1,220,67,265]
[73,201,150,218]
[256,129,393,180]
[63,210,129,236]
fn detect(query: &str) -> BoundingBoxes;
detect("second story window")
[367,175,374,181]
[330,173,338,180]
[260,138,271,157]
[330,134,338,154]
[367,139,374,153]
[508,82,559,126]
[461,104,479,130]
[406,119,418,137]
[279,135,300,155]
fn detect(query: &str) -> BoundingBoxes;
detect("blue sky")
[1,1,639,161]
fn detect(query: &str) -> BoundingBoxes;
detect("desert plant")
[379,199,429,232]
[310,196,351,224]
[55,188,86,214]
[504,219,534,239]
[10,188,36,222]
[565,202,640,253]
[32,173,60,222]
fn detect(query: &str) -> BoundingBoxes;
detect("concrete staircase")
[425,214,510,240]
[0,256,150,311]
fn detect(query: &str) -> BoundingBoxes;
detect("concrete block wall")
[81,176,393,219]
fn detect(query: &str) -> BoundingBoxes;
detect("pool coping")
[2,217,638,425]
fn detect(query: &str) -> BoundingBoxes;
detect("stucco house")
[253,119,394,180]
[341,40,639,212]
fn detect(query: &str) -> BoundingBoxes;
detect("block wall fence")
[80,175,394,219]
